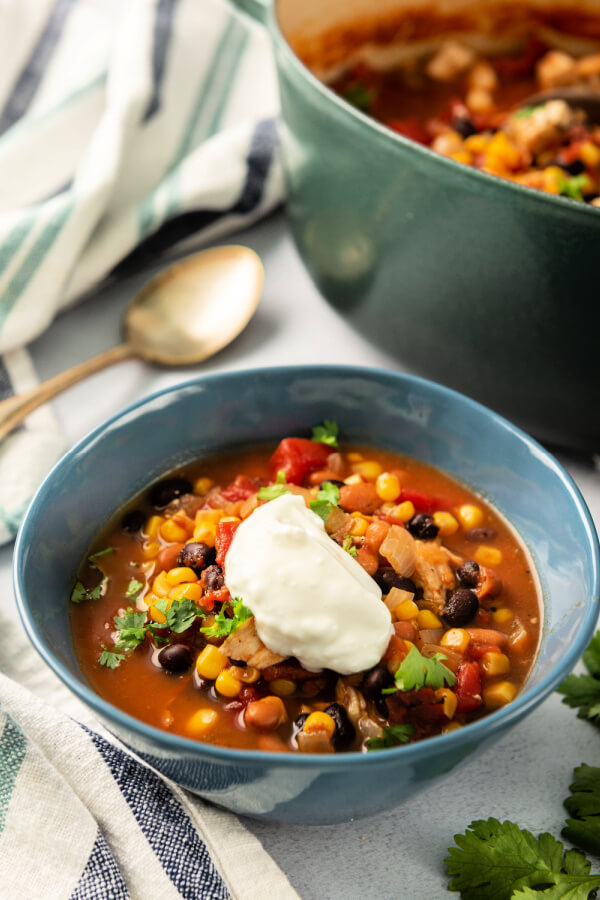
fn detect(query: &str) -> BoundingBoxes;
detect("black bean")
[373,568,419,595]
[465,526,497,542]
[203,564,224,592]
[158,643,193,673]
[229,658,247,668]
[362,665,393,699]
[456,560,480,588]
[177,542,216,575]
[325,702,356,751]
[120,509,146,534]
[374,696,389,718]
[443,588,479,627]
[559,158,585,176]
[318,479,345,489]
[451,115,477,138]
[407,513,439,540]
[149,477,193,509]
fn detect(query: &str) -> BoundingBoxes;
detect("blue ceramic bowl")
[14,366,600,824]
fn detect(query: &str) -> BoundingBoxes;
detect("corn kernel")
[581,140,600,168]
[193,523,217,546]
[228,665,260,684]
[375,472,401,502]
[486,131,520,169]
[144,591,158,609]
[347,452,363,462]
[220,516,241,526]
[160,518,190,543]
[215,669,243,698]
[395,598,419,620]
[442,720,463,734]
[457,504,483,529]
[187,708,218,736]
[352,460,383,480]
[395,500,415,522]
[194,476,214,494]
[492,607,513,625]
[475,545,503,567]
[483,680,517,708]
[303,711,336,739]
[142,540,160,559]
[152,570,171,597]
[543,165,563,194]
[450,150,472,165]
[144,515,165,540]
[169,582,203,602]
[417,609,442,629]
[196,645,227,680]
[166,566,197,586]
[433,510,459,536]
[344,473,363,485]
[481,651,511,676]
[435,688,458,719]
[270,678,297,696]
[195,508,224,524]
[464,134,490,153]
[350,517,368,536]
[441,628,470,654]
[149,598,172,623]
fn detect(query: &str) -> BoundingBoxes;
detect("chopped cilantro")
[311,419,339,448]
[113,609,147,631]
[557,630,600,726]
[342,82,373,113]
[70,578,105,603]
[384,645,457,693]
[165,597,203,633]
[310,481,340,522]
[563,764,600,857]
[88,547,114,563]
[99,646,125,668]
[445,817,600,899]
[257,484,289,501]
[342,534,358,557]
[366,724,415,750]
[125,578,144,600]
[200,598,252,638]
[275,470,287,484]
[89,580,105,601]
[513,104,542,119]
[558,173,590,202]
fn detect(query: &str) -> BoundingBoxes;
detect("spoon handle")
[0,343,135,443]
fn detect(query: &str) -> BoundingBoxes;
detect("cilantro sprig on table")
[383,645,457,694]
[557,631,600,725]
[311,419,339,448]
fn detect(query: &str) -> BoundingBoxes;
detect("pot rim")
[14,363,600,770]
[267,0,600,222]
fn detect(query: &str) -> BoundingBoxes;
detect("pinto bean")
[364,520,390,554]
[466,627,508,647]
[308,469,343,486]
[156,542,185,571]
[244,696,287,731]
[339,482,380,514]
[355,547,379,576]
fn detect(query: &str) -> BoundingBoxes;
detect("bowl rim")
[14,363,600,769]
[269,0,600,224]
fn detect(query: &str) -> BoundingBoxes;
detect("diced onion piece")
[384,586,414,613]
[380,524,417,577]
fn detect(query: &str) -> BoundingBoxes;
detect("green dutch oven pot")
[236,0,600,452]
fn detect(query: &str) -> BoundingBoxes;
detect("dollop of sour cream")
[224,493,393,675]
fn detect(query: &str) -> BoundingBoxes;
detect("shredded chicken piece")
[412,540,463,613]
[220,618,285,668]
[503,100,574,157]
[164,493,204,517]
[426,40,475,82]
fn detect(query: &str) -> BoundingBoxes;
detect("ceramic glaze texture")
[261,0,600,451]
[14,367,600,823]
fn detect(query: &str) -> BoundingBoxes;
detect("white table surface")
[5,210,600,899]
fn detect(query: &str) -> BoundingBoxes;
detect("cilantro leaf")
[342,534,358,557]
[365,724,415,751]
[445,818,600,900]
[88,547,114,563]
[258,484,289,501]
[89,580,106,601]
[558,174,590,202]
[342,82,373,113]
[70,578,105,604]
[112,608,148,651]
[309,481,340,522]
[166,598,203,633]
[113,609,147,631]
[513,104,542,119]
[200,598,252,638]
[557,631,600,725]
[99,646,125,668]
[275,470,287,484]
[563,764,600,857]
[311,420,339,448]
[126,578,144,600]
[386,645,457,693]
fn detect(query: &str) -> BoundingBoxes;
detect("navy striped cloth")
[0,0,283,542]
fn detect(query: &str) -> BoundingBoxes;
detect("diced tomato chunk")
[215,520,240,567]
[220,474,261,502]
[386,117,430,145]
[455,662,483,714]
[269,438,330,485]
[400,488,452,513]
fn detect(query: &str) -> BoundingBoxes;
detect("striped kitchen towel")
[0,0,283,542]
[0,620,299,900]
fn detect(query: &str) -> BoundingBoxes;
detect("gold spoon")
[0,245,264,442]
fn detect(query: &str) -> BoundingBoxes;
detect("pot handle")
[230,0,269,24]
